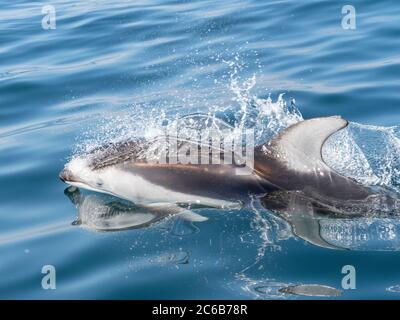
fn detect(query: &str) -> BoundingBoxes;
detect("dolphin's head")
[59,140,142,196]
[59,156,116,195]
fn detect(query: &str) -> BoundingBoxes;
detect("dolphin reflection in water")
[65,186,400,251]
[64,187,209,232]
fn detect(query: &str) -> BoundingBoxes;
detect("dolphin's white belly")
[100,167,241,208]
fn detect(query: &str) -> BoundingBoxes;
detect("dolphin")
[59,115,398,217]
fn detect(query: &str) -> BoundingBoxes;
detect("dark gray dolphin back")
[255,116,371,201]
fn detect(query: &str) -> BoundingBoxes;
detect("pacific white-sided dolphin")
[60,116,398,217]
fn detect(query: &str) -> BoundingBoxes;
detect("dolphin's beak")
[59,168,79,183]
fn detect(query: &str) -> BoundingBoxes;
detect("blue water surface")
[1,0,400,299]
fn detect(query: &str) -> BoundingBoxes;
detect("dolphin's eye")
[96,180,104,187]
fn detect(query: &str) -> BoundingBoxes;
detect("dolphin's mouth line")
[63,180,104,194]
[60,177,79,183]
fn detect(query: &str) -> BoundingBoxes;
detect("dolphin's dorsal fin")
[269,116,348,164]
[259,116,371,202]
[270,116,348,164]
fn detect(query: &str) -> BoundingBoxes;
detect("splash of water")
[72,54,303,159]
[323,122,400,193]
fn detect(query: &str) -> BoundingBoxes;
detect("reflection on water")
[65,187,169,231]
[64,186,209,232]
[260,190,400,251]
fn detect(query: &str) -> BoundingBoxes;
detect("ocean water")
[1,0,400,299]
